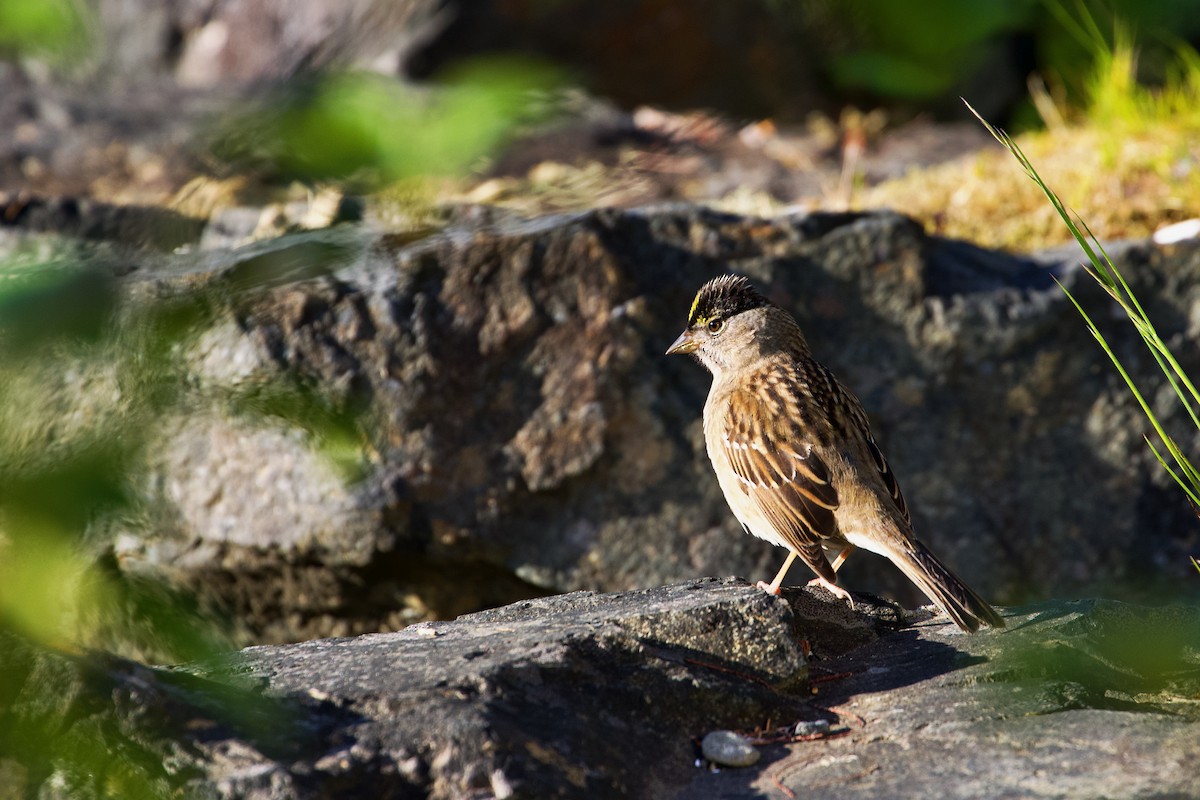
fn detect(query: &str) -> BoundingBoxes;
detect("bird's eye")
[707,318,725,334]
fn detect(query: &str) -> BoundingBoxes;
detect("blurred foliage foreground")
[0,55,560,655]
[0,229,406,798]
[0,241,360,663]
[0,59,561,797]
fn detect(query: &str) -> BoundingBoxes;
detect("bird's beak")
[666,329,699,355]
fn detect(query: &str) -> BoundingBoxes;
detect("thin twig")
[808,670,855,685]
[771,774,798,799]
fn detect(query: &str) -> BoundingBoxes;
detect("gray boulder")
[5,206,1200,649]
[110,207,1200,644]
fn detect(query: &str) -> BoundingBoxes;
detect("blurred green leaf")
[828,0,1031,97]
[0,252,220,660]
[0,0,92,60]
[830,53,953,98]
[0,629,278,800]
[0,264,118,354]
[0,516,90,648]
[215,57,560,187]
[227,379,368,483]
[114,292,214,412]
[221,237,353,292]
[0,436,138,528]
[845,0,1030,58]
[76,554,235,665]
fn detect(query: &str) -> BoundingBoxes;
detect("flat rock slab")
[4,581,1197,799]
[225,578,814,799]
[684,598,1200,800]
[2,579,827,799]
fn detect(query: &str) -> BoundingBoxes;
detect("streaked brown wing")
[835,378,913,529]
[721,385,840,581]
[866,435,910,526]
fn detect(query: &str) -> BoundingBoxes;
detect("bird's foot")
[807,577,855,608]
[756,550,799,596]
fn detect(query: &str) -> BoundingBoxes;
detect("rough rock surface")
[6,205,1200,648]
[99,206,1200,642]
[2,581,1196,799]
[0,579,821,799]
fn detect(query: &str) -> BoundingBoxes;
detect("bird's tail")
[889,539,1005,632]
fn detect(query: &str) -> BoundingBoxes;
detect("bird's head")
[666,275,779,377]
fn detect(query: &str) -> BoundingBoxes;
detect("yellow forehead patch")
[688,289,705,324]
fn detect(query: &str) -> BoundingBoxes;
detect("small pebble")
[701,730,760,768]
[792,719,831,737]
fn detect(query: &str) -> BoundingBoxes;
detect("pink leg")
[829,545,855,572]
[756,550,799,595]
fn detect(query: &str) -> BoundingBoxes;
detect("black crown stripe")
[687,274,768,326]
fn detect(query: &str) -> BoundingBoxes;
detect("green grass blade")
[1056,278,1163,443]
[1071,213,1200,424]
[1057,276,1200,495]
[1147,437,1200,507]
[970,97,1200,505]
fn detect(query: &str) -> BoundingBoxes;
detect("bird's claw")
[807,577,855,608]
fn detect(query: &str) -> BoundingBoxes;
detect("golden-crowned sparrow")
[667,275,1003,632]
